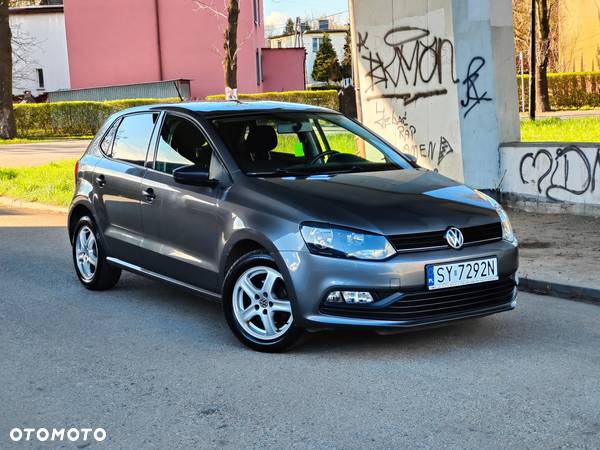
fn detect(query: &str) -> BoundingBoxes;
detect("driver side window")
[155,114,212,175]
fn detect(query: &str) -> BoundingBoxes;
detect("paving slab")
[508,209,600,298]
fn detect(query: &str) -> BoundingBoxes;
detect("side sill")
[106,257,222,302]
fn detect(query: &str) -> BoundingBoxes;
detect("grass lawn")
[0,136,92,145]
[520,116,600,142]
[0,160,75,206]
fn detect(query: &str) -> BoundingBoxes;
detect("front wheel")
[223,251,303,352]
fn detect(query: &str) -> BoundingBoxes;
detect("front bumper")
[278,239,518,331]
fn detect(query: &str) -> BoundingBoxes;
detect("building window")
[255,49,261,85]
[312,37,323,53]
[318,19,329,30]
[277,41,282,48]
[36,68,45,89]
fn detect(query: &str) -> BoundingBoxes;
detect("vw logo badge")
[445,227,464,249]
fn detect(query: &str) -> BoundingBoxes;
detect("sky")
[263,0,349,36]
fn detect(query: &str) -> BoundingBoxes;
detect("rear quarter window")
[99,119,120,155]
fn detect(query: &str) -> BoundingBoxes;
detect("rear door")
[93,112,159,264]
[140,113,225,292]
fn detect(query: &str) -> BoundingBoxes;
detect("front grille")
[388,222,502,252]
[320,277,516,322]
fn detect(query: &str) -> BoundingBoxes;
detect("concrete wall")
[501,143,600,216]
[63,0,266,99]
[9,8,70,95]
[350,0,520,189]
[261,48,305,92]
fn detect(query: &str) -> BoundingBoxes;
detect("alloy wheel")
[232,266,293,341]
[75,225,98,282]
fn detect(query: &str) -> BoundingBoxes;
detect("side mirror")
[401,153,418,165]
[173,165,219,187]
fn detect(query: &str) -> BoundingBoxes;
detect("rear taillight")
[74,160,79,184]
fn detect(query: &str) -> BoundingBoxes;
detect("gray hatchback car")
[69,101,518,352]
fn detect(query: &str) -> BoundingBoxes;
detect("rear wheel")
[72,216,121,290]
[223,251,303,352]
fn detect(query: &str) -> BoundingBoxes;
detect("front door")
[140,113,222,293]
[94,112,159,264]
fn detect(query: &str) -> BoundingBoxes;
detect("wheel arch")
[68,199,94,242]
[219,230,291,291]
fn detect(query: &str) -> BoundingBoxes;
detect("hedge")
[517,71,600,110]
[14,98,180,137]
[205,90,340,111]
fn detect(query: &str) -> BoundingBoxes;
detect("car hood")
[249,169,500,236]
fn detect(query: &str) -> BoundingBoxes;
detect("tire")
[223,250,303,352]
[72,215,121,290]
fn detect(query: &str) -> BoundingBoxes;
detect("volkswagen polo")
[69,101,518,352]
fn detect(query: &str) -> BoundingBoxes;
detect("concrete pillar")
[350,0,520,189]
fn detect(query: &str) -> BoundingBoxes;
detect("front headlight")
[476,191,516,244]
[300,223,396,260]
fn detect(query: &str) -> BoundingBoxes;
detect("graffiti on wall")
[357,26,491,119]
[518,145,600,202]
[373,103,455,167]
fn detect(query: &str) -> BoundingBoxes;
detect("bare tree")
[223,0,239,100]
[194,0,246,100]
[536,0,552,111]
[513,0,558,112]
[0,0,16,138]
[11,21,40,91]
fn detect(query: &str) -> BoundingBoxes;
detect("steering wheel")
[309,150,339,165]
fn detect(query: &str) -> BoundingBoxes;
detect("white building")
[9,3,70,97]
[268,19,348,87]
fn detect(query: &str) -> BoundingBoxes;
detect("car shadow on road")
[111,272,520,356]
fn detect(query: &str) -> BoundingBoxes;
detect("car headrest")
[246,125,278,160]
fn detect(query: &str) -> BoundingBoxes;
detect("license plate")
[426,257,498,290]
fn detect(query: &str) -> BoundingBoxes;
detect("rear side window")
[99,119,120,155]
[108,113,158,166]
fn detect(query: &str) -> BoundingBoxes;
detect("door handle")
[142,188,156,202]
[95,174,106,187]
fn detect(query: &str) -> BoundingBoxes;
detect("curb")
[0,196,68,214]
[518,278,600,305]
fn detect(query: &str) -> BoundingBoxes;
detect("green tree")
[284,18,295,35]
[341,31,352,78]
[311,34,339,82]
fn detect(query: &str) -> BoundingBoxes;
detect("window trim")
[146,110,232,181]
[99,111,160,169]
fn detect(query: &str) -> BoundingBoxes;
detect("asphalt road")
[0,140,89,167]
[0,207,599,449]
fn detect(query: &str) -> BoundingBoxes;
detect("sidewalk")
[0,140,90,167]
[508,209,600,301]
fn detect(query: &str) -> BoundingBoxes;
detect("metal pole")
[528,0,537,120]
[520,52,525,113]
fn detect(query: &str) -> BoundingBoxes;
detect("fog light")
[325,291,344,303]
[326,290,374,304]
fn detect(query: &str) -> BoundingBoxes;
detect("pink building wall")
[63,0,267,99]
[261,48,305,92]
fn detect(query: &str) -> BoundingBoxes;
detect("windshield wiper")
[246,168,316,177]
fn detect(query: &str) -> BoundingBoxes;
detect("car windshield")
[211,112,412,176]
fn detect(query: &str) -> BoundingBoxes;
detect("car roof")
[120,100,339,118]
